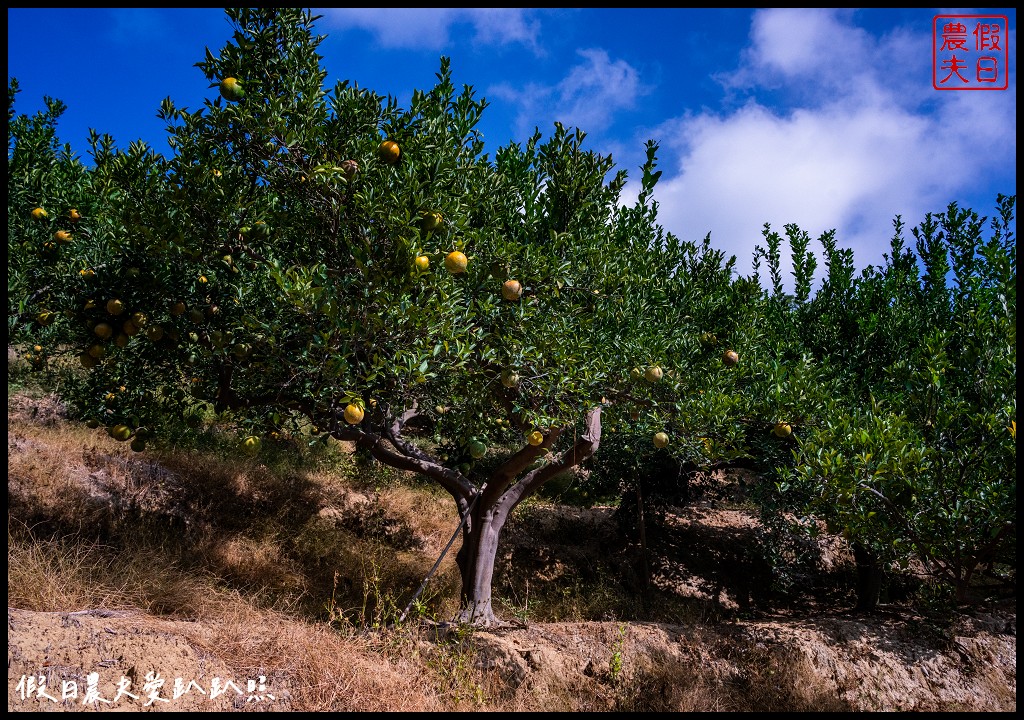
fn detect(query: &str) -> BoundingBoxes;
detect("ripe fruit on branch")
[31,207,48,221]
[94,323,113,339]
[468,439,487,459]
[53,230,73,244]
[722,350,739,366]
[339,159,359,178]
[109,425,132,442]
[36,311,55,326]
[106,299,126,316]
[773,422,792,438]
[420,211,442,232]
[377,140,401,165]
[527,430,544,446]
[644,365,663,383]
[444,251,468,274]
[501,280,523,301]
[500,369,520,388]
[414,255,430,271]
[653,431,669,449]
[219,77,244,102]
[344,403,365,424]
[242,435,262,454]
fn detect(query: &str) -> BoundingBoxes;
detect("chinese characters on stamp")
[934,15,1009,90]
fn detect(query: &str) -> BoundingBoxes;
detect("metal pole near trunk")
[397,491,481,624]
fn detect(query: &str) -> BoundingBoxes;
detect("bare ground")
[6,391,1017,711]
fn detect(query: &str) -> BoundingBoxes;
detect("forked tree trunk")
[454,505,505,626]
[360,405,603,628]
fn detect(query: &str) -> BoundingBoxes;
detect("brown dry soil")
[6,392,1017,712]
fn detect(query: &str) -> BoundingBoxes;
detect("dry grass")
[7,383,1015,712]
[6,387,482,710]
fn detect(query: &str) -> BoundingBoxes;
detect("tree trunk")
[454,505,504,626]
[853,542,883,611]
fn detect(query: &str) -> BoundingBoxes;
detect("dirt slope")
[8,603,1015,712]
[6,390,1016,711]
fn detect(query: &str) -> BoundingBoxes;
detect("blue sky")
[7,8,1017,285]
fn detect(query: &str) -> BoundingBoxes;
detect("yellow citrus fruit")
[630,367,642,381]
[130,311,148,327]
[31,207,48,220]
[53,230,73,243]
[110,425,132,442]
[242,435,262,454]
[414,255,430,271]
[500,369,520,388]
[527,430,544,446]
[644,365,663,383]
[377,139,401,164]
[94,323,114,339]
[773,422,792,438]
[219,77,244,102]
[79,268,96,280]
[653,432,669,449]
[344,403,365,424]
[145,325,164,342]
[106,298,125,316]
[501,280,523,301]
[722,350,739,366]
[444,251,468,274]
[420,211,442,232]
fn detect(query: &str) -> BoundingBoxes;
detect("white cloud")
[488,48,648,138]
[643,8,1016,288]
[316,8,540,52]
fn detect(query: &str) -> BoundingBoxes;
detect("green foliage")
[771,197,1016,603]
[7,7,1014,614]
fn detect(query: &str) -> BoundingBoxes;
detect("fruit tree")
[8,8,761,626]
[754,202,1017,607]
